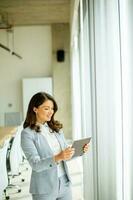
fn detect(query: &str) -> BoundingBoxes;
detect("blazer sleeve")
[21,129,57,172]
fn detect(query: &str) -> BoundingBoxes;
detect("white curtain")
[70,3,82,140]
[119,0,133,199]
[71,0,133,200]
[81,0,133,199]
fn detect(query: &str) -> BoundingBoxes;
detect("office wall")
[52,24,72,139]
[0,26,52,126]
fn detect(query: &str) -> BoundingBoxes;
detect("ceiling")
[0,0,70,27]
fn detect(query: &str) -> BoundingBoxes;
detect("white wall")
[0,25,52,126]
[52,24,72,139]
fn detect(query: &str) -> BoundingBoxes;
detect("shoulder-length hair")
[23,92,63,133]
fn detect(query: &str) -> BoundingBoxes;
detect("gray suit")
[21,127,71,196]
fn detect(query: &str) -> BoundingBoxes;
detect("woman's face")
[34,100,54,124]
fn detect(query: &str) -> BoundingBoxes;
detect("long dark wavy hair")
[23,92,63,133]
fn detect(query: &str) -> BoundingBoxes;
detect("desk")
[0,127,17,147]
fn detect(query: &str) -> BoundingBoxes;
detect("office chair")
[4,133,22,199]
[0,139,10,200]
[10,125,26,180]
[9,125,23,175]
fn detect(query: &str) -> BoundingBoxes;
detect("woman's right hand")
[54,147,75,163]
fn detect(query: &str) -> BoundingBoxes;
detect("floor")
[2,157,84,200]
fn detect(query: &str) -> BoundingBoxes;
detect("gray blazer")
[21,127,71,195]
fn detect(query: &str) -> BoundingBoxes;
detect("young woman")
[21,92,89,200]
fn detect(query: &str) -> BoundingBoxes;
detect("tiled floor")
[3,158,84,200]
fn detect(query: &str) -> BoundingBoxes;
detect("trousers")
[32,174,72,200]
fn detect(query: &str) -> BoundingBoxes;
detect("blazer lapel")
[55,133,65,150]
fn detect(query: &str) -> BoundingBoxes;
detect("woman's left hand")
[83,143,89,153]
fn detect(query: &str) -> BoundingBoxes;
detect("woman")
[21,92,89,200]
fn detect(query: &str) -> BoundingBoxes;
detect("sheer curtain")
[79,0,122,199]
[70,1,82,140]
[72,0,133,200]
[71,0,133,200]
[81,0,133,200]
[119,0,133,199]
[92,0,122,199]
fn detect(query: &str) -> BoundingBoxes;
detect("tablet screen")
[72,137,91,158]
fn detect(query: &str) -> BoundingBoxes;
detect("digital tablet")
[72,137,91,158]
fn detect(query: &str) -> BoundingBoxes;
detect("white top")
[40,123,65,177]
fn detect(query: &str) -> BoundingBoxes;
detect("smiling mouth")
[47,116,52,118]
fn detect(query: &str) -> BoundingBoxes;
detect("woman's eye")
[42,107,54,111]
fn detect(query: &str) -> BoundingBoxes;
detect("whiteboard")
[22,77,53,119]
